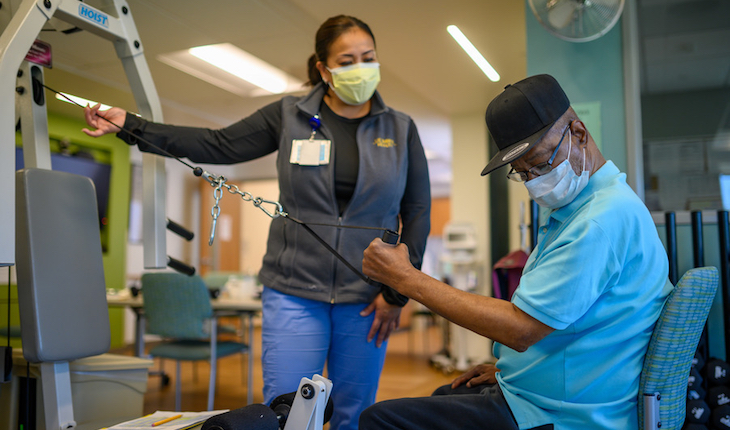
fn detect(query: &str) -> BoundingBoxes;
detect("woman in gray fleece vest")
[83,15,431,430]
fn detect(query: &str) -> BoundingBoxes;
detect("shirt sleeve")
[399,119,431,270]
[117,100,283,164]
[381,119,431,307]
[512,218,620,330]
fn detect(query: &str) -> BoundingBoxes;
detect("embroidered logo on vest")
[373,138,396,148]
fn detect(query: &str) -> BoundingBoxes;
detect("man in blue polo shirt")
[359,74,672,430]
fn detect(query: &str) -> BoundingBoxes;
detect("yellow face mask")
[326,62,381,106]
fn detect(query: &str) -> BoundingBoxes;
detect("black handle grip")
[382,229,399,245]
[366,229,401,287]
[167,256,196,276]
[166,218,195,241]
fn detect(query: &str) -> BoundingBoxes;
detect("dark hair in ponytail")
[306,15,376,86]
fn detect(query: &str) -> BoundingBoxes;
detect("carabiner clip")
[253,197,285,219]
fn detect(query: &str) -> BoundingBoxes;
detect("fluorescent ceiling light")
[55,93,111,110]
[447,25,500,82]
[158,43,305,97]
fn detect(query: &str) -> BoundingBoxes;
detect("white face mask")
[524,128,590,209]
[326,62,381,106]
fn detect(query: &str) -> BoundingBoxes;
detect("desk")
[107,294,261,405]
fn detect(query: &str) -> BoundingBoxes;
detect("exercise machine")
[1,1,167,428]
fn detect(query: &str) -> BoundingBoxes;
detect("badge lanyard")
[309,114,321,139]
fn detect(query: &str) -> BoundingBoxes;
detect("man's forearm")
[390,267,553,352]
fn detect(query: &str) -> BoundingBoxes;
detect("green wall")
[1,112,130,349]
[525,4,627,172]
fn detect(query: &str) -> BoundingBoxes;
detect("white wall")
[450,112,493,363]
[239,179,278,275]
[507,181,531,252]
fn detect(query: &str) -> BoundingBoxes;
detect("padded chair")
[201,271,245,338]
[141,272,250,411]
[639,266,719,430]
[15,168,111,429]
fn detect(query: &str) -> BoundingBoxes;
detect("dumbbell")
[690,367,708,400]
[686,399,711,424]
[689,384,707,401]
[694,351,707,372]
[691,367,705,390]
[706,358,730,386]
[707,385,730,409]
[711,404,730,430]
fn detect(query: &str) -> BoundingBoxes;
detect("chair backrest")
[202,271,241,290]
[15,168,110,362]
[638,266,719,430]
[141,272,213,339]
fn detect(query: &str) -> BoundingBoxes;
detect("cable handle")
[361,229,401,287]
[382,229,399,245]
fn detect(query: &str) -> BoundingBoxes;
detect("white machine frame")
[0,0,168,269]
[285,375,333,430]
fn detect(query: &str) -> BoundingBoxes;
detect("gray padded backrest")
[15,168,110,362]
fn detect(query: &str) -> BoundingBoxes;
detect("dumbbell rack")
[664,211,730,430]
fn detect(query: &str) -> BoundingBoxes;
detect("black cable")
[286,216,399,284]
[25,361,30,429]
[6,267,9,346]
[297,221,388,233]
[38,81,389,232]
[38,81,399,283]
[37,81,198,171]
[287,215,370,284]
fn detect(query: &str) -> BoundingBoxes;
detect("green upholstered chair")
[201,271,244,337]
[639,266,719,430]
[141,272,250,411]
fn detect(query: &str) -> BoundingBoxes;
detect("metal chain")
[36,82,391,261]
[208,176,225,245]
[200,169,392,252]
[202,171,287,245]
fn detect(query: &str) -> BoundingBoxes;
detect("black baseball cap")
[481,74,570,176]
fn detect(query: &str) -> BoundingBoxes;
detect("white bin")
[0,349,153,430]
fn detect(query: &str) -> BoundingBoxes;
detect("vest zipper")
[330,216,344,303]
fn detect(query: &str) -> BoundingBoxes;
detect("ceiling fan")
[528,0,625,43]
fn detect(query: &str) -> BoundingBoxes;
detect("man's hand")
[82,104,127,137]
[360,293,402,348]
[362,238,412,287]
[450,363,500,389]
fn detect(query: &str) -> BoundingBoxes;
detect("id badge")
[290,139,331,166]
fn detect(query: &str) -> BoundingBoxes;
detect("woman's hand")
[82,104,127,137]
[450,363,500,389]
[361,293,402,348]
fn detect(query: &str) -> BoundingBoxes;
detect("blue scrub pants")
[261,287,388,430]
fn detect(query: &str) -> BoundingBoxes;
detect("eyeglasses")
[506,124,570,183]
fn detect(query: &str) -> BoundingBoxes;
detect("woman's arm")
[84,101,284,164]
